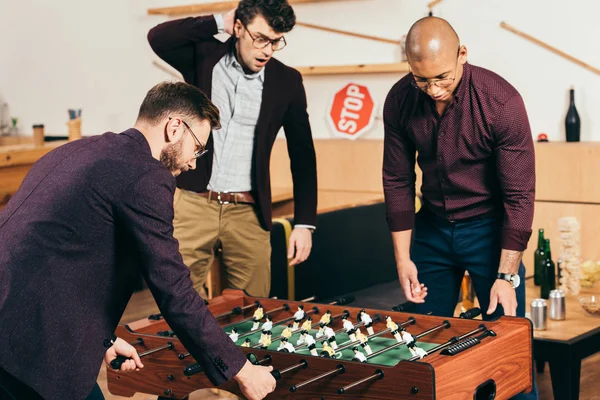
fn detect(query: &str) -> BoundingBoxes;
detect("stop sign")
[327,83,376,139]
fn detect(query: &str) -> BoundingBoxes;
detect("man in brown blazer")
[0,82,275,400]
[148,0,318,298]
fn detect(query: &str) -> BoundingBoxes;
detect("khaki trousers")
[173,189,271,298]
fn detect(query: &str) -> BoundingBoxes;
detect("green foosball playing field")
[226,320,439,367]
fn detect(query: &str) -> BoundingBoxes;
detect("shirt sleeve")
[493,94,536,251]
[383,90,417,232]
[117,168,247,385]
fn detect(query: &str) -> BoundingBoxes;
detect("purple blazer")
[0,129,246,400]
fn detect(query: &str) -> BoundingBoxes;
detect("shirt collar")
[452,62,471,102]
[226,51,265,82]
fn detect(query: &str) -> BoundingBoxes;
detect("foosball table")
[107,290,533,399]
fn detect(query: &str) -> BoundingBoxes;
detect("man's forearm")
[498,249,523,275]
[392,230,412,266]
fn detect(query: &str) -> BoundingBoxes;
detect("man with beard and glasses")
[0,82,275,400]
[148,0,317,300]
[383,17,537,399]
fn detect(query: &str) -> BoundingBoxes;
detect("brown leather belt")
[195,190,255,205]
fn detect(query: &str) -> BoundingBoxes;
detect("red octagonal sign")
[327,83,376,140]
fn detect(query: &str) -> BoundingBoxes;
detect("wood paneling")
[534,142,600,203]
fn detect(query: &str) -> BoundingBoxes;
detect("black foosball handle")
[441,330,496,356]
[110,355,129,370]
[271,370,282,380]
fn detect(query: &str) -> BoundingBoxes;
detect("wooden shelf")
[295,62,409,76]
[148,0,344,16]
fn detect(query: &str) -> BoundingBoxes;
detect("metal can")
[549,289,566,320]
[530,298,547,330]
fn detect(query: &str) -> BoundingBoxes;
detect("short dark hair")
[137,81,220,129]
[236,0,296,33]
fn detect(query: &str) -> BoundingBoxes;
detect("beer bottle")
[541,239,556,299]
[534,229,545,286]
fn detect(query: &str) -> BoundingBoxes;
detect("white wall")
[0,0,598,141]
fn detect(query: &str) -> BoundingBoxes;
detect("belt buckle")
[217,191,230,205]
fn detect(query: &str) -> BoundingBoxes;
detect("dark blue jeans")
[411,209,538,399]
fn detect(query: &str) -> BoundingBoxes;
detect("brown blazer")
[148,16,318,229]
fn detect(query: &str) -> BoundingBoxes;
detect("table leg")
[548,348,581,400]
[535,358,545,374]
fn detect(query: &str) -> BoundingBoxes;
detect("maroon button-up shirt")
[383,63,535,251]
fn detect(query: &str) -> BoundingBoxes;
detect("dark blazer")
[0,130,247,400]
[148,16,318,230]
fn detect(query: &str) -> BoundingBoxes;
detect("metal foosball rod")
[334,321,451,395]
[215,300,261,320]
[337,369,384,394]
[222,303,291,330]
[271,310,351,346]
[110,342,174,370]
[332,316,415,354]
[271,359,309,380]
[407,324,487,361]
[250,306,320,348]
[365,320,451,361]
[440,328,496,356]
[293,311,366,351]
[289,364,346,393]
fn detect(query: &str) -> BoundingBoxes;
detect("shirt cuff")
[294,224,316,231]
[386,210,415,232]
[214,14,225,33]
[502,228,532,252]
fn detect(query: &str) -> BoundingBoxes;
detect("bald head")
[405,17,460,62]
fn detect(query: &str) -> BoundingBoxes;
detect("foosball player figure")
[241,338,251,348]
[262,315,273,331]
[399,327,415,346]
[407,341,427,359]
[352,346,367,363]
[293,305,305,330]
[320,340,335,358]
[228,327,239,342]
[319,310,332,325]
[281,323,294,340]
[342,315,357,341]
[259,329,268,345]
[316,322,326,338]
[359,309,374,335]
[251,304,265,330]
[355,328,372,355]
[300,316,313,332]
[277,336,287,351]
[278,337,296,353]
[324,326,337,349]
[386,315,402,342]
[304,334,318,356]
[259,331,272,349]
[297,330,308,346]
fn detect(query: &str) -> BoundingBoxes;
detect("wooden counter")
[0,141,67,208]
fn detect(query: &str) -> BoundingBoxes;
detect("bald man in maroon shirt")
[383,18,537,398]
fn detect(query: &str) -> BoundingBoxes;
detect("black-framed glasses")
[168,117,208,159]
[410,49,461,91]
[244,25,286,51]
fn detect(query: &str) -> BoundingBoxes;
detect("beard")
[159,139,187,174]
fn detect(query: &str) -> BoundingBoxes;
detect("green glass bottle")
[534,229,545,286]
[540,239,556,299]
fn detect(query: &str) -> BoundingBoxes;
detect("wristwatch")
[496,273,520,289]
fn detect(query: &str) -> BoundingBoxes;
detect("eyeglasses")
[244,25,286,51]
[410,55,460,91]
[168,117,208,159]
